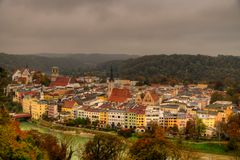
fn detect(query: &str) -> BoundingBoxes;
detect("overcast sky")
[0,0,240,55]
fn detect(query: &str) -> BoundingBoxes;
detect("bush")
[118,129,134,138]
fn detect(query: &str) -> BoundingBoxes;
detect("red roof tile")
[19,91,38,98]
[49,76,70,87]
[63,100,76,108]
[149,91,160,102]
[108,88,131,103]
[128,105,146,114]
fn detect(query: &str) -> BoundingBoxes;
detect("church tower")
[107,66,114,97]
[51,66,59,81]
[40,86,44,100]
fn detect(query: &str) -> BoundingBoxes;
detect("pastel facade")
[48,104,59,118]
[108,110,125,128]
[61,100,78,119]
[125,112,136,129]
[146,106,164,126]
[22,96,35,113]
[99,111,109,127]
[31,100,48,120]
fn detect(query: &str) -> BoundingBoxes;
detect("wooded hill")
[0,52,136,74]
[98,54,240,85]
[1,52,240,85]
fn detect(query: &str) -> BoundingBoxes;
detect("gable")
[136,94,143,103]
[143,92,153,103]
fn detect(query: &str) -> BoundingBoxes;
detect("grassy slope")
[182,142,228,155]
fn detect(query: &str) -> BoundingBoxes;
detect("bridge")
[12,113,31,121]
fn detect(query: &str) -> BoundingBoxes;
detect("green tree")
[210,92,224,104]
[185,118,206,140]
[227,138,240,160]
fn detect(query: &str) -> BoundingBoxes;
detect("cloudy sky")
[0,0,240,55]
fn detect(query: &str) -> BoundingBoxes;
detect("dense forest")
[98,54,240,85]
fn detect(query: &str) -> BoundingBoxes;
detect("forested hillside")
[98,54,240,85]
[1,53,240,86]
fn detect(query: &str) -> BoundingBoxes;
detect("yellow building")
[22,96,48,120]
[202,118,215,128]
[99,111,108,127]
[136,113,146,127]
[163,113,178,128]
[197,84,208,89]
[31,100,48,120]
[215,107,233,123]
[44,93,59,101]
[61,100,78,119]
[205,102,233,123]
[22,96,36,113]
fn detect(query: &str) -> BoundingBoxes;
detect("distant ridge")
[0,52,137,74]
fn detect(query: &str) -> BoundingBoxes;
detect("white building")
[145,106,164,126]
[108,110,126,128]
[12,68,34,84]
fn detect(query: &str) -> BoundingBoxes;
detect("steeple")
[108,66,114,97]
[40,86,44,100]
[109,66,114,82]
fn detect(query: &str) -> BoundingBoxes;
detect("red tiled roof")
[128,105,146,114]
[63,100,76,108]
[98,103,112,110]
[19,91,38,98]
[149,91,160,102]
[108,88,131,103]
[49,76,70,87]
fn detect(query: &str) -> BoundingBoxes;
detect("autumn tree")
[129,123,181,160]
[82,133,126,160]
[226,113,240,140]
[0,105,41,159]
[28,130,74,160]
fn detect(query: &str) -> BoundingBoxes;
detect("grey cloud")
[0,0,240,55]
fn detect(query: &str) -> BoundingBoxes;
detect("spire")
[109,66,114,82]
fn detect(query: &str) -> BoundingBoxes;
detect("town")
[7,66,238,138]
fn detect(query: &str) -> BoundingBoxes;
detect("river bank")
[20,121,235,160]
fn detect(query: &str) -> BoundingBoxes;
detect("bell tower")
[51,66,59,81]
